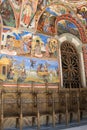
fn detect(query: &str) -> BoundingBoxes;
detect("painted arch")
[36,3,87,43]
[55,14,86,43]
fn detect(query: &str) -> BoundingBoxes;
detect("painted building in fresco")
[0,0,87,88]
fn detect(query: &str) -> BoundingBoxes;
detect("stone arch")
[36,2,87,43]
[55,33,86,87]
[36,3,73,31]
[55,14,86,43]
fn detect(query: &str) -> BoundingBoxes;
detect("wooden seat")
[79,88,87,120]
[1,86,87,130]
[37,91,55,127]
[0,90,20,130]
[20,92,40,129]
[54,89,68,125]
[68,89,80,123]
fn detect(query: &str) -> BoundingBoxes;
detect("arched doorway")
[61,41,81,88]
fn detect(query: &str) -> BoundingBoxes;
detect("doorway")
[61,41,81,88]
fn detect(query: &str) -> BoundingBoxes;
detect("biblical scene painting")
[57,20,80,39]
[19,0,60,30]
[0,16,2,43]
[1,28,32,56]
[10,0,22,12]
[32,34,58,58]
[37,4,72,34]
[0,54,59,86]
[20,0,38,29]
[1,28,58,59]
[0,0,16,27]
[76,5,87,29]
[10,0,22,27]
[37,10,56,34]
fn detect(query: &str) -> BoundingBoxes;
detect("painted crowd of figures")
[0,54,59,84]
[0,0,87,85]
[1,30,58,58]
[0,0,87,31]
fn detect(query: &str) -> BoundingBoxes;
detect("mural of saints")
[20,0,38,28]
[0,16,2,44]
[32,34,58,58]
[0,0,16,27]
[76,6,87,29]
[10,0,22,27]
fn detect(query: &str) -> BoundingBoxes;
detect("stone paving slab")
[5,119,87,130]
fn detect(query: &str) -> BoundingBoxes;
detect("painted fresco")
[0,54,59,85]
[0,0,16,27]
[0,0,87,89]
[45,5,69,16]
[1,28,58,59]
[20,0,38,28]
[37,5,73,34]
[37,11,56,34]
[10,0,22,27]
[57,20,80,39]
[0,16,2,44]
[76,5,87,29]
[37,0,58,8]
[30,0,58,13]
[32,34,58,58]
[37,0,44,11]
[10,0,22,11]
[1,28,32,55]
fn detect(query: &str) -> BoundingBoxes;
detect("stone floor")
[63,125,87,130]
[5,118,87,130]
[5,125,87,130]
[5,124,87,130]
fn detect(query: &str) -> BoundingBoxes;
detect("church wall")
[0,0,87,129]
[0,1,87,88]
[82,45,87,84]
[0,27,60,88]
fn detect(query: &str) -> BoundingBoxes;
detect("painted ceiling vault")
[0,0,87,36]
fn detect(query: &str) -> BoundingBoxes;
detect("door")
[61,41,81,88]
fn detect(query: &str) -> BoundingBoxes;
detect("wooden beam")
[52,93,55,127]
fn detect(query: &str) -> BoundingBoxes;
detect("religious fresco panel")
[45,5,69,16]
[37,5,75,34]
[20,0,38,29]
[0,54,59,87]
[1,28,33,56]
[1,28,58,59]
[57,20,80,39]
[10,0,22,27]
[32,34,58,58]
[37,11,56,34]
[10,0,22,12]
[76,5,87,29]
[0,16,2,44]
[0,0,16,27]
